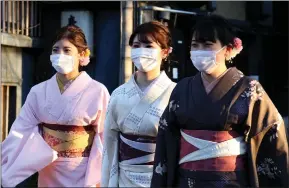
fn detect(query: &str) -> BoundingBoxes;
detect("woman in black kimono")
[151,14,289,188]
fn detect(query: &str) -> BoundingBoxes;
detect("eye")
[191,43,198,48]
[132,44,140,48]
[64,49,71,53]
[146,45,153,48]
[205,42,213,46]
[52,48,58,52]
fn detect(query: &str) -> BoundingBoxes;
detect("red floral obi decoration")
[39,123,95,158]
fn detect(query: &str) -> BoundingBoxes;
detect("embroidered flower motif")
[187,178,196,188]
[155,162,167,175]
[269,113,282,142]
[257,158,281,179]
[169,100,179,112]
[80,48,91,66]
[241,80,264,101]
[159,118,168,130]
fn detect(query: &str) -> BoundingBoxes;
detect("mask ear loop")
[216,46,227,53]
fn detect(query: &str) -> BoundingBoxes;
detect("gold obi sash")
[39,123,95,158]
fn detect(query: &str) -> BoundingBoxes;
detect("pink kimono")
[1,71,110,187]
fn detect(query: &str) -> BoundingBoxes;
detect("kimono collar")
[130,71,171,94]
[47,71,93,99]
[208,67,244,102]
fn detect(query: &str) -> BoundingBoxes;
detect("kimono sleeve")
[245,80,289,187]
[84,86,110,186]
[2,88,57,187]
[100,96,120,187]
[151,87,181,188]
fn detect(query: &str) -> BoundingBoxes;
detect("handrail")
[140,6,198,15]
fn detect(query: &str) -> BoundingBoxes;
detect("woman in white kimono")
[101,21,176,187]
[1,25,110,187]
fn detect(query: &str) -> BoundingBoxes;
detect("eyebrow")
[191,40,214,44]
[52,46,72,49]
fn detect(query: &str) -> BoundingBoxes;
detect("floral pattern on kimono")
[151,68,288,188]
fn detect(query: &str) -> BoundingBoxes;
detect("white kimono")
[101,71,176,187]
[1,72,110,187]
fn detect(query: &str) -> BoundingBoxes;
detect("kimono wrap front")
[151,67,289,188]
[1,71,110,187]
[101,71,176,187]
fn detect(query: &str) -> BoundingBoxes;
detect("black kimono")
[151,67,289,188]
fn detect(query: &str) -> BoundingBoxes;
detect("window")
[1,85,17,141]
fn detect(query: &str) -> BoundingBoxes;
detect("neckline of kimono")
[201,68,230,87]
[208,67,243,102]
[56,72,80,86]
[54,71,90,97]
[198,67,241,103]
[133,71,164,95]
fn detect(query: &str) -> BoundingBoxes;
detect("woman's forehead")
[133,34,152,43]
[132,34,163,48]
[191,28,219,42]
[53,39,74,47]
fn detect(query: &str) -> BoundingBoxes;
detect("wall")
[94,10,120,93]
[22,48,40,102]
[214,1,246,21]
[1,46,22,115]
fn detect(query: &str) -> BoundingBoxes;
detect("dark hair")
[52,25,88,53]
[129,21,172,50]
[129,21,172,70]
[191,14,236,47]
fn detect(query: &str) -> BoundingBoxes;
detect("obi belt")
[119,133,156,166]
[178,129,249,187]
[179,129,247,171]
[39,123,95,158]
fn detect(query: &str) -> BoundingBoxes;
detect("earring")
[229,58,233,64]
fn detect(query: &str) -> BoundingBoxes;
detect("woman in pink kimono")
[1,25,110,187]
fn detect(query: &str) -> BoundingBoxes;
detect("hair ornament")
[80,48,90,66]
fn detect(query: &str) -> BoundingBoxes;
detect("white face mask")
[50,54,75,74]
[131,48,160,72]
[190,47,225,74]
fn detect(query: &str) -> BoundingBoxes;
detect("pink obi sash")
[179,129,247,171]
